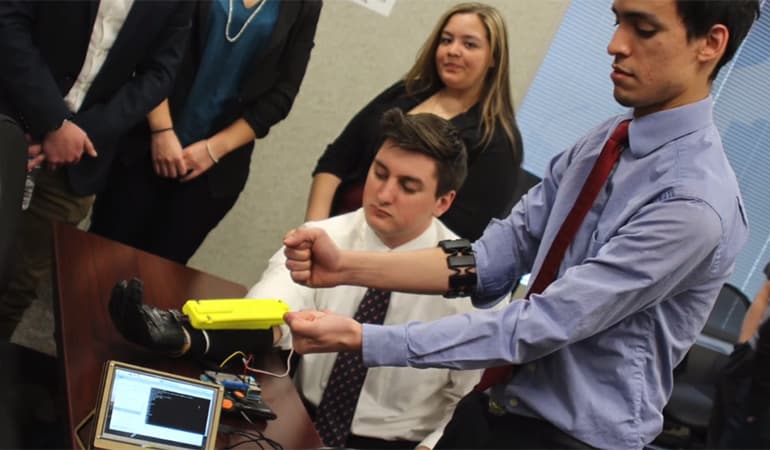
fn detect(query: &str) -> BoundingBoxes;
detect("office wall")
[188,0,570,287]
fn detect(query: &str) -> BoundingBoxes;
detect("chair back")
[703,283,751,343]
[657,283,752,446]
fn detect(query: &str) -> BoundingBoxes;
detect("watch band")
[438,239,477,298]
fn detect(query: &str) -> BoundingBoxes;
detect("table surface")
[52,223,321,449]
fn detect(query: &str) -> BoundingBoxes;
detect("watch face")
[448,254,475,268]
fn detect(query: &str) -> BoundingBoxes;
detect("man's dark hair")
[379,108,467,196]
[676,0,760,80]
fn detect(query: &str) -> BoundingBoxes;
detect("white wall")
[188,0,570,287]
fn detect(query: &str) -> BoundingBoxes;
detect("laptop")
[91,360,224,450]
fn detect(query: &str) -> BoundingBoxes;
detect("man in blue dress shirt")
[281,1,759,449]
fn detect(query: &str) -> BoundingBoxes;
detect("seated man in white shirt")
[110,108,482,449]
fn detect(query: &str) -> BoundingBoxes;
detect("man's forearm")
[342,247,452,295]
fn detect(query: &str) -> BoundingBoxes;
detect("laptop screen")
[93,361,223,450]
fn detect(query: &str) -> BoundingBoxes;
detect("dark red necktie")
[314,288,391,447]
[475,120,631,392]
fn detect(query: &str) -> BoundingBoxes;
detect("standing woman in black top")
[89,0,321,264]
[305,2,522,240]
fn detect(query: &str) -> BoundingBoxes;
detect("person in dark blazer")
[0,0,194,339]
[89,0,322,265]
[0,116,26,292]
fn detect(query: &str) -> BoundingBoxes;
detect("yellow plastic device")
[181,298,290,330]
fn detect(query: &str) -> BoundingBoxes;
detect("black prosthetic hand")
[108,278,187,355]
[109,278,275,361]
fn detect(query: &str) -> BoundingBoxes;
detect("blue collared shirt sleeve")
[470,126,605,308]
[469,141,572,307]
[364,195,722,370]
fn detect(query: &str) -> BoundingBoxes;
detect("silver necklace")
[225,0,267,43]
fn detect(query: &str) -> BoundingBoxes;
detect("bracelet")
[150,127,173,134]
[438,239,477,298]
[205,141,219,164]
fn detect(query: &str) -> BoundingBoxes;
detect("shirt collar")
[627,96,715,158]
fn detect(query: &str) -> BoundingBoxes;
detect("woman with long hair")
[305,2,522,240]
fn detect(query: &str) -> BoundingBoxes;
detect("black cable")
[220,427,283,450]
[224,438,261,449]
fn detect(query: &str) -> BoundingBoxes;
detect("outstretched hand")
[283,310,362,354]
[283,227,343,288]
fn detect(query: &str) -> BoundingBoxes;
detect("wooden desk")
[52,223,321,449]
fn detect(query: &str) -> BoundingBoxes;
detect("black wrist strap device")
[438,239,477,298]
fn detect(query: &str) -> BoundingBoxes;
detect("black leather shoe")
[108,278,188,355]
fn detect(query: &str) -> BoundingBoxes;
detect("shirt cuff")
[471,292,507,309]
[361,323,409,367]
[470,240,511,309]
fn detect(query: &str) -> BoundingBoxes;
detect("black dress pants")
[436,391,594,449]
[0,115,26,291]
[90,154,241,265]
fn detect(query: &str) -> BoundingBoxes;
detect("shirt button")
[508,398,519,408]
[527,363,536,373]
